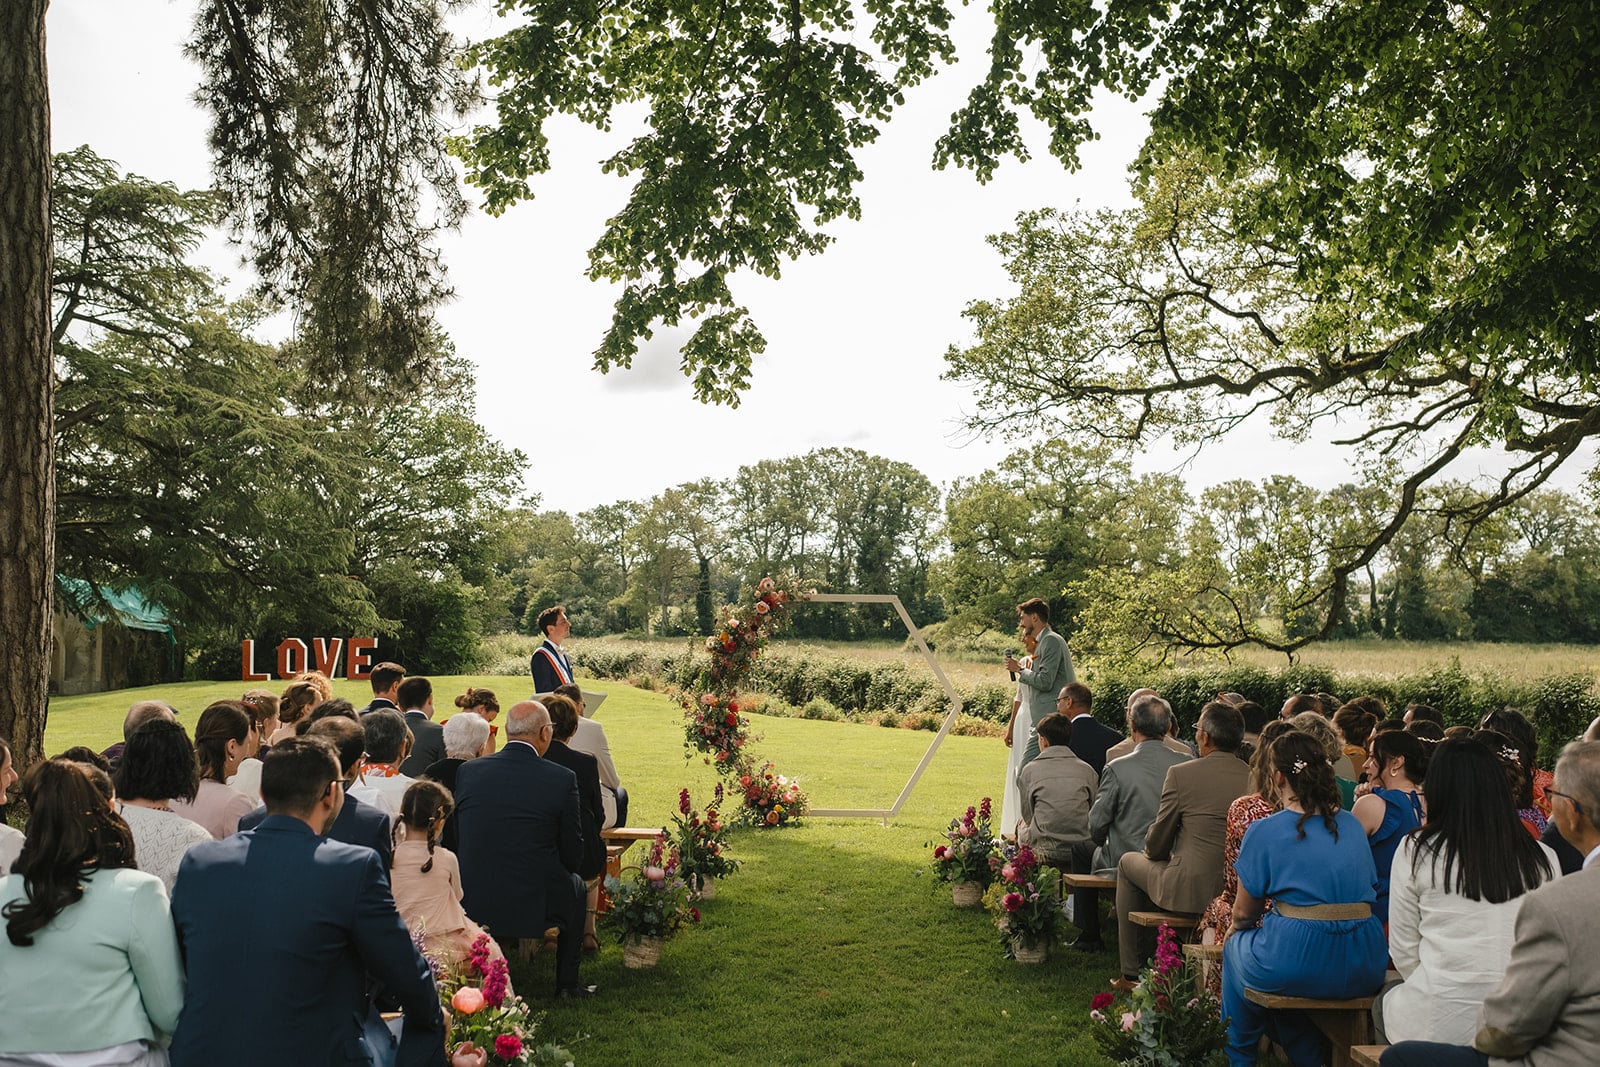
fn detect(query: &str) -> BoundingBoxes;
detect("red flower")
[495,1034,523,1060]
[1090,992,1115,1011]
[690,907,702,922]
[679,788,692,815]
[933,845,948,859]
[725,712,738,726]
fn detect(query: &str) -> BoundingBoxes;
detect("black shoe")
[556,984,598,1000]
[1068,938,1108,952]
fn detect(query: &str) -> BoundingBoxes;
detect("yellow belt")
[1275,902,1371,921]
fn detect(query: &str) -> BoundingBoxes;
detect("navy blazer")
[543,740,606,879]
[399,712,446,777]
[529,639,574,694]
[168,816,444,1067]
[1067,714,1126,778]
[240,792,393,870]
[454,741,582,940]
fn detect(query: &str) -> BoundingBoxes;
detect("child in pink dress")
[391,780,507,973]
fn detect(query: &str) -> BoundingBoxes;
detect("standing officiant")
[1003,598,1076,770]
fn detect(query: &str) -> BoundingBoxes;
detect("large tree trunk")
[0,0,54,773]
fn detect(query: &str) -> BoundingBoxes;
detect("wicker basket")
[1011,938,1048,964]
[696,876,717,901]
[623,936,664,969]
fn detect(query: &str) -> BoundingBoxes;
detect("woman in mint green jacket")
[0,759,185,1065]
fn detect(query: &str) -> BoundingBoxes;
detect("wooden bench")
[1183,941,1222,987]
[1129,910,1199,929]
[1350,1046,1387,1067]
[1243,988,1376,1067]
[598,826,667,914]
[1062,872,1117,891]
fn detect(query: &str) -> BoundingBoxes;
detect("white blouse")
[118,804,212,890]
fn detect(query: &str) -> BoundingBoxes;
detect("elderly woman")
[421,711,491,853]
[0,760,184,1065]
[1222,732,1388,1067]
[114,719,214,890]
[171,701,259,838]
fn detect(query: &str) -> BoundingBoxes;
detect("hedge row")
[570,644,1600,768]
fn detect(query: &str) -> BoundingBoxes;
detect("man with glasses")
[170,737,445,1066]
[1384,740,1600,1066]
[454,700,593,999]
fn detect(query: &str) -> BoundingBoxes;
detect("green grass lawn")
[45,677,1124,1065]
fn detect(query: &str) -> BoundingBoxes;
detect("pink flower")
[482,958,509,1008]
[1090,1009,1106,1024]
[451,986,485,1015]
[1090,992,1115,1011]
[1120,1011,1139,1032]
[645,866,665,882]
[495,1034,523,1060]
[759,577,776,592]
[679,788,692,815]
[1001,863,1017,882]
[755,601,770,615]
[701,693,716,706]
[1002,892,1024,913]
[979,797,992,820]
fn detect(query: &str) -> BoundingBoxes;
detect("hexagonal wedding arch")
[801,593,964,822]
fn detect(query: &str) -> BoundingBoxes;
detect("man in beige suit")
[1382,739,1600,1067]
[1112,701,1249,986]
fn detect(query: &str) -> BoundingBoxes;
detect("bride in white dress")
[1000,633,1037,838]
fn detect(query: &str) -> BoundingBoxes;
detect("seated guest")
[1223,732,1387,1067]
[556,682,628,827]
[169,737,446,1066]
[391,780,506,972]
[1477,728,1545,838]
[543,693,608,954]
[1403,702,1444,729]
[1334,704,1378,769]
[1407,720,1446,743]
[1199,721,1294,949]
[454,701,591,999]
[229,689,279,801]
[1376,739,1557,1046]
[359,708,417,814]
[1114,702,1249,988]
[1382,740,1600,1067]
[1353,728,1428,926]
[241,716,394,867]
[398,676,446,777]
[0,759,184,1064]
[1104,690,1191,763]
[1234,700,1269,764]
[422,711,492,852]
[1089,695,1192,875]
[113,719,213,890]
[448,687,501,754]
[1290,710,1359,807]
[269,678,321,746]
[171,700,259,838]
[357,660,406,717]
[0,738,22,875]
[1278,693,1323,721]
[98,699,176,772]
[1481,707,1552,821]
[1058,683,1123,778]
[1019,712,1100,949]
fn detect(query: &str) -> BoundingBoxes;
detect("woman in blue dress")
[1222,731,1389,1066]
[1352,729,1428,925]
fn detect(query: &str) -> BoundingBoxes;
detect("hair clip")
[1326,758,1335,766]
[1292,758,1308,774]
[1500,746,1520,762]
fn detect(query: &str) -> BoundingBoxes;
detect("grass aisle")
[46,677,1119,1064]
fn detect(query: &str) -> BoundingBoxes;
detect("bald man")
[453,701,592,999]
[99,699,177,771]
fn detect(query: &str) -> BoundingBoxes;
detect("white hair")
[442,712,491,759]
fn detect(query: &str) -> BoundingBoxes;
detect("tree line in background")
[52,148,1600,682]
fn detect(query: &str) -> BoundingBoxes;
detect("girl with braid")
[1220,731,1387,1067]
[390,780,506,973]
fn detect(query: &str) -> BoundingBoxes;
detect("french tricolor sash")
[536,643,573,686]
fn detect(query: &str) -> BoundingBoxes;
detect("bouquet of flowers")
[427,933,573,1066]
[698,575,802,691]
[681,690,754,763]
[929,798,999,886]
[981,842,1063,954]
[1088,924,1228,1066]
[736,760,809,827]
[670,785,741,883]
[603,834,700,944]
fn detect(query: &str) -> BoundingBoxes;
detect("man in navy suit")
[239,715,393,867]
[169,737,445,1066]
[529,605,576,692]
[1057,683,1123,777]
[454,699,592,998]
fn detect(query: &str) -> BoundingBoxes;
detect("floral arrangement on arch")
[1088,923,1228,1066]
[676,574,813,827]
[736,761,809,827]
[671,785,741,881]
[603,833,701,944]
[418,932,573,1066]
[981,841,1063,954]
[929,797,1000,886]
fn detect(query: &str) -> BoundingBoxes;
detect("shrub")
[801,697,843,722]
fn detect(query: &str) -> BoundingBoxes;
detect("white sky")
[50,2,1562,520]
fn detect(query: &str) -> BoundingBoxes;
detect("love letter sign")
[240,637,378,681]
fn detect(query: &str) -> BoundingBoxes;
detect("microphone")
[1005,648,1016,682]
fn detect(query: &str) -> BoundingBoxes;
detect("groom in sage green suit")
[1003,597,1076,770]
